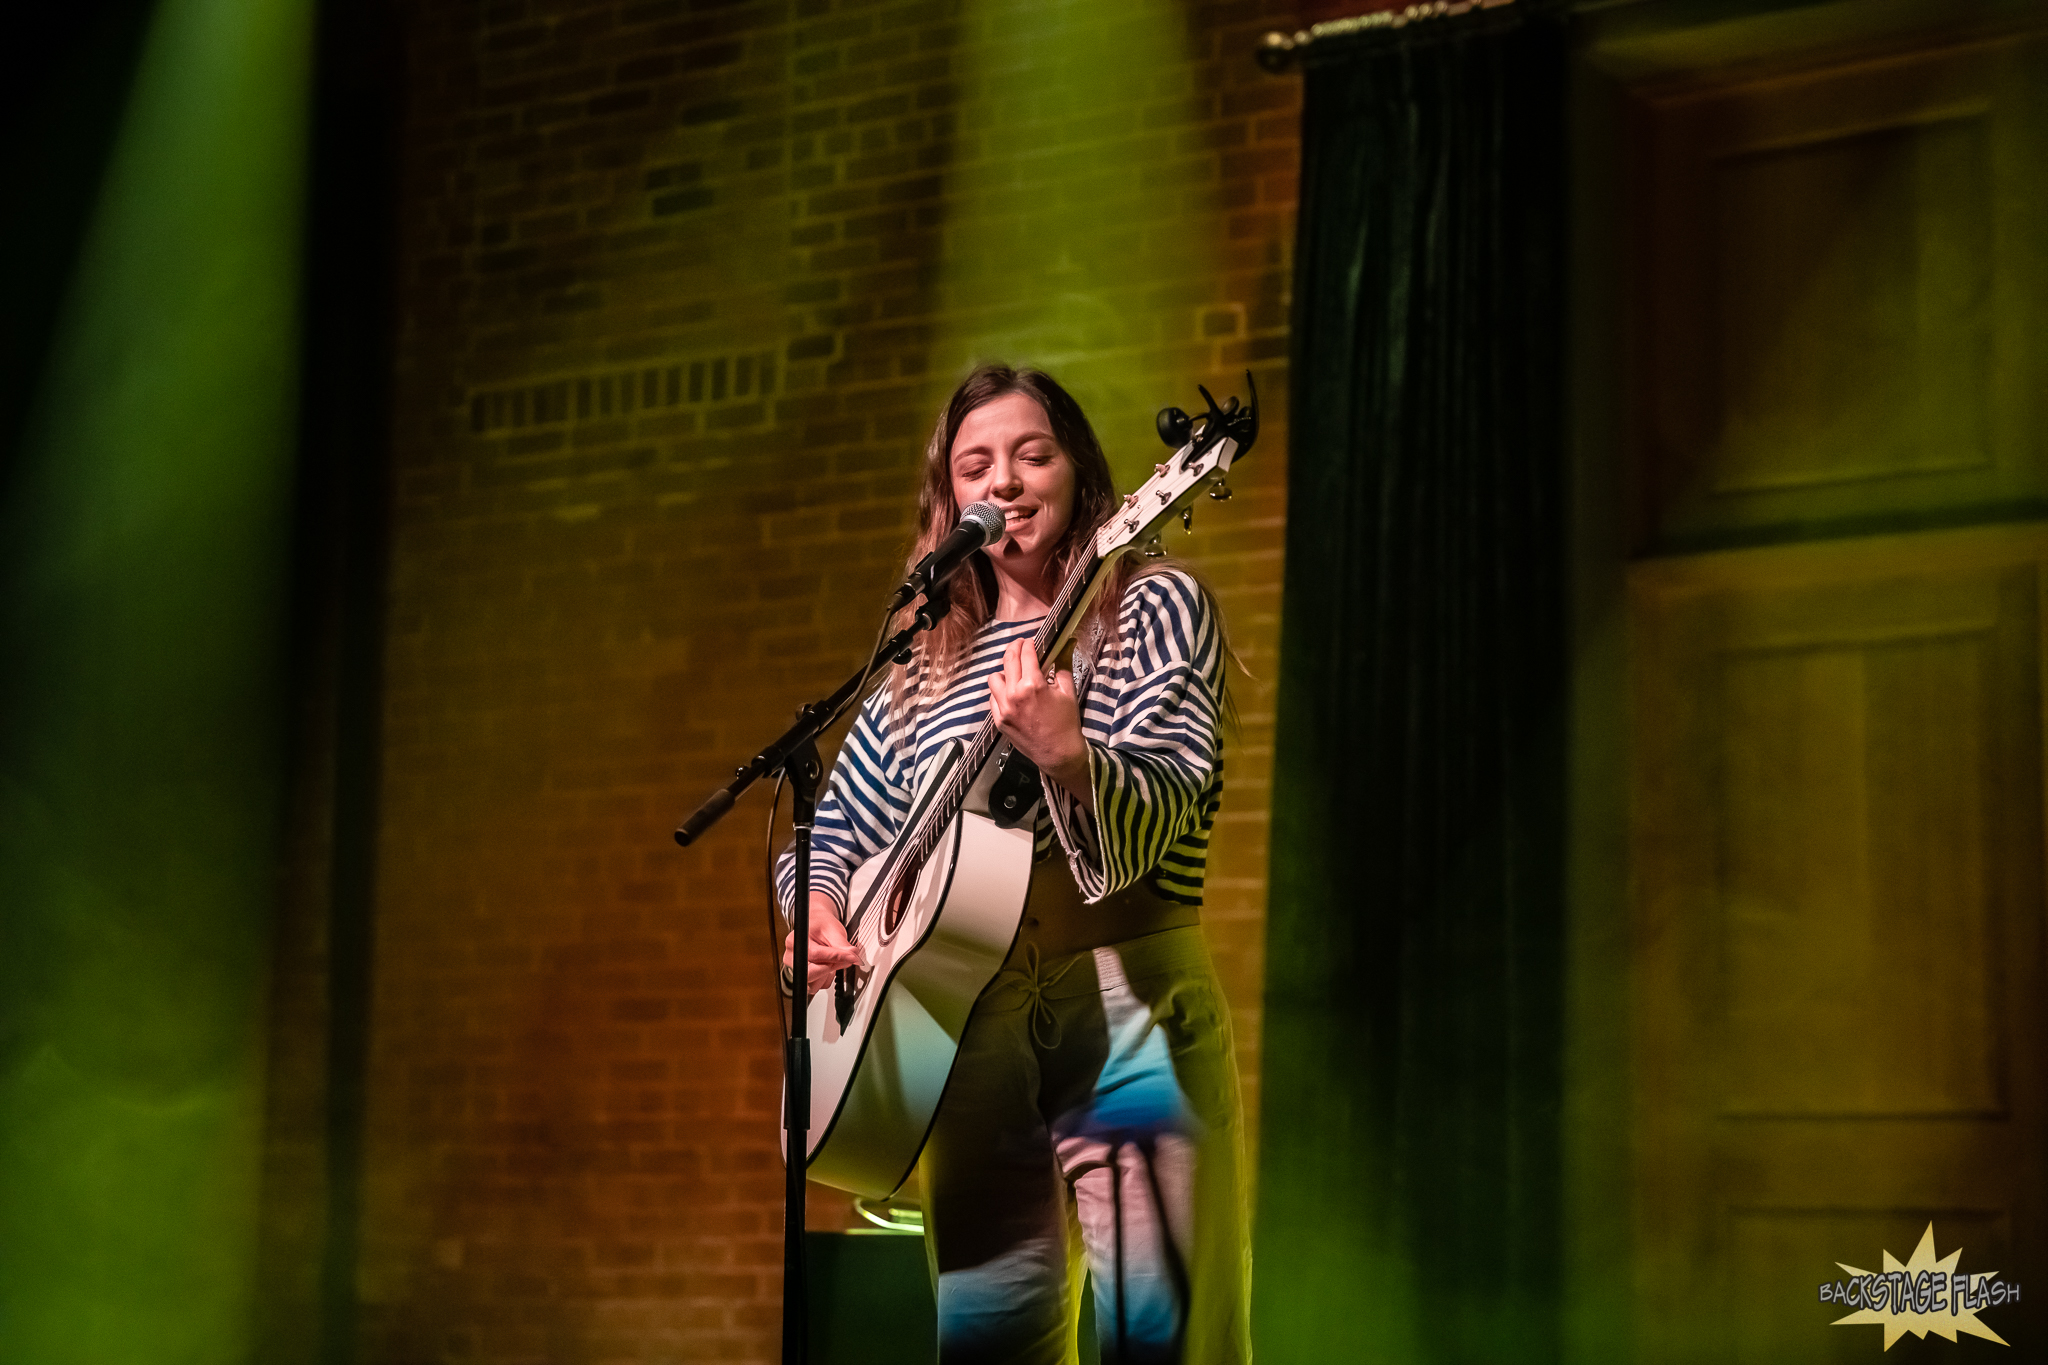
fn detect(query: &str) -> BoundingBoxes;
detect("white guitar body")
[779,384,1256,1198]
[787,744,1035,1198]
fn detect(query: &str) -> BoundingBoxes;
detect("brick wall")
[346,0,1302,1359]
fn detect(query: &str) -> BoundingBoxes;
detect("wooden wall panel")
[1711,115,1992,493]
[1633,35,2048,548]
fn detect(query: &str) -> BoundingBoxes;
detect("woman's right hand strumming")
[783,892,865,994]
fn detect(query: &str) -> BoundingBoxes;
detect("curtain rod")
[1256,0,1519,71]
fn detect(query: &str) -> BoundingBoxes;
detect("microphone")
[887,501,1007,613]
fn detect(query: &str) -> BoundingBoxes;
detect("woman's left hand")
[988,638,1095,812]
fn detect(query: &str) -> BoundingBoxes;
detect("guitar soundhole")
[881,857,923,938]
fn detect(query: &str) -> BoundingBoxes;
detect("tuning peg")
[1143,535,1166,559]
[1156,407,1193,449]
[1208,478,1231,502]
[1181,507,1193,533]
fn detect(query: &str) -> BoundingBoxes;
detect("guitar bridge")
[834,965,869,1031]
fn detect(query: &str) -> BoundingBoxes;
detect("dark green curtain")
[1255,9,1567,1364]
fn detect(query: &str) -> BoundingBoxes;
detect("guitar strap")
[1072,614,1106,695]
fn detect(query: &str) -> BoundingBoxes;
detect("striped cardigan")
[776,567,1226,912]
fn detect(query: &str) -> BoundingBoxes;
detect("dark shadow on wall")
[0,0,158,502]
[255,2,403,1364]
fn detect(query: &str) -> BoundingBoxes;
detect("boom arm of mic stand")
[673,592,952,846]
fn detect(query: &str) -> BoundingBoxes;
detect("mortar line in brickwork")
[467,347,782,436]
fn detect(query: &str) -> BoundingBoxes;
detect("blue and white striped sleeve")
[774,684,913,916]
[1044,570,1225,903]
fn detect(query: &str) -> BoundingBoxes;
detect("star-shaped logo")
[1828,1223,2010,1350]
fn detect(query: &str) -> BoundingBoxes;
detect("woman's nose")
[989,455,1023,496]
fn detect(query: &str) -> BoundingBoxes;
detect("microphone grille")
[960,501,1007,544]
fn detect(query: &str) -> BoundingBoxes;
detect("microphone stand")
[673,582,955,1365]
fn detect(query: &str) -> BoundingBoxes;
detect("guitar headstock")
[1096,372,1261,561]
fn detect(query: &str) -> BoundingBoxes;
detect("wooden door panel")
[1629,528,2046,1361]
[1717,625,2001,1118]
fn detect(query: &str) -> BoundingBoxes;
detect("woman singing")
[779,363,1250,1364]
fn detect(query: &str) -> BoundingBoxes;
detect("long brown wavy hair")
[889,363,1162,719]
